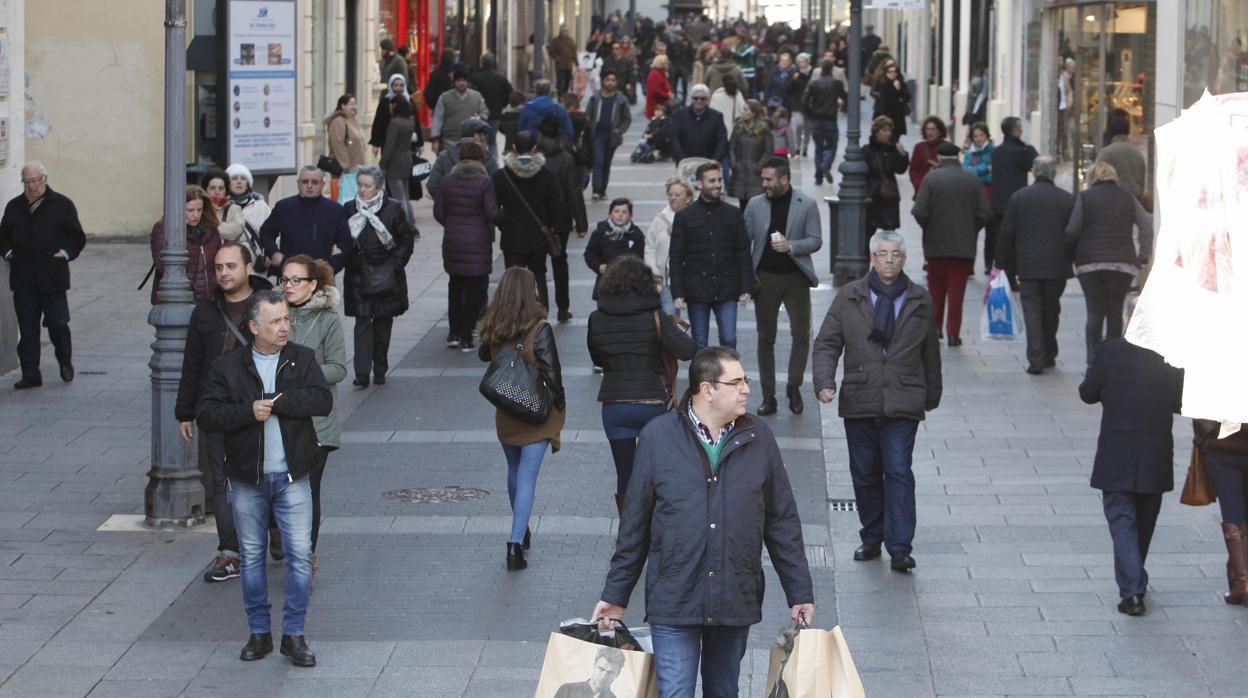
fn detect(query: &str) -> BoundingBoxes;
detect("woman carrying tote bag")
[478,267,566,572]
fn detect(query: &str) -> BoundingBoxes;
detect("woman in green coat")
[279,255,348,577]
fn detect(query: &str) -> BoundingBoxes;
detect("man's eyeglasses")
[711,376,751,390]
[871,250,905,259]
[21,176,45,185]
[277,276,308,287]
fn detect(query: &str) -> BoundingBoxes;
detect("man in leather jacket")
[802,60,847,185]
[197,289,332,668]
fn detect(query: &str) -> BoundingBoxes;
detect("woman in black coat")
[585,198,645,299]
[587,256,696,512]
[870,61,910,139]
[342,166,417,387]
[433,142,499,353]
[369,74,408,155]
[864,116,909,245]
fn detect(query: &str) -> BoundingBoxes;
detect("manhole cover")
[828,498,857,512]
[382,486,489,503]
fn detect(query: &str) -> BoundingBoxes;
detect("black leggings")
[1206,451,1248,525]
[1077,270,1134,365]
[608,439,638,494]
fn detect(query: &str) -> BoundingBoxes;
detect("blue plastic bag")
[980,269,1025,341]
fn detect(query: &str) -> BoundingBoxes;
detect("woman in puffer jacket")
[149,185,221,304]
[434,141,500,353]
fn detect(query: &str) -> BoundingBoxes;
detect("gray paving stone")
[0,663,106,695]
[388,640,485,666]
[370,665,472,694]
[28,640,129,667]
[85,679,189,698]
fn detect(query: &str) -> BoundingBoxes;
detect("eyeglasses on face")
[711,376,751,390]
[21,176,46,185]
[872,250,905,259]
[277,276,308,286]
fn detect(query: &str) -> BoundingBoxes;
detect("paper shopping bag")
[766,626,866,698]
[534,631,659,698]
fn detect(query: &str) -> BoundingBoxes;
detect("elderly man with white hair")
[669,83,728,164]
[0,162,86,389]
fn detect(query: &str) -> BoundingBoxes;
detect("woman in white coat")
[643,177,694,317]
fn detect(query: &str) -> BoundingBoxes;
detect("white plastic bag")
[980,269,1025,341]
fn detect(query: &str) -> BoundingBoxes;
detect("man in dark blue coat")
[259,166,354,272]
[670,84,728,163]
[987,116,1038,274]
[1079,337,1183,617]
[592,347,814,696]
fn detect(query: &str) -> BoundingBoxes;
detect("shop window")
[1184,1,1248,108]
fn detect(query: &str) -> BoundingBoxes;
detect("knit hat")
[225,163,254,187]
[936,142,961,157]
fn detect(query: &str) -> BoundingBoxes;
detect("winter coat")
[962,140,994,186]
[538,136,588,234]
[433,160,498,277]
[1079,338,1183,494]
[601,402,813,626]
[587,292,697,403]
[990,136,1039,215]
[812,276,943,421]
[548,34,579,70]
[196,342,332,484]
[586,92,633,150]
[645,69,672,119]
[342,197,416,318]
[469,70,514,122]
[743,189,822,286]
[911,160,993,261]
[0,188,87,293]
[585,220,646,297]
[802,75,844,120]
[1097,138,1146,199]
[325,110,368,172]
[864,137,909,230]
[1065,181,1153,267]
[369,92,395,149]
[289,286,348,449]
[871,79,910,136]
[670,106,728,162]
[479,321,566,452]
[568,110,594,169]
[518,96,574,141]
[175,276,274,422]
[996,178,1075,280]
[727,124,773,201]
[259,196,354,271]
[426,139,500,198]
[423,64,455,118]
[603,54,639,91]
[669,197,753,304]
[764,65,791,109]
[149,220,222,305]
[710,89,747,139]
[908,140,947,196]
[786,68,811,113]
[704,59,747,97]
[492,152,566,256]
[380,115,416,181]
[379,53,408,85]
[644,206,677,284]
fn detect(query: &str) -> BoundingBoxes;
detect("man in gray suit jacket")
[744,156,822,415]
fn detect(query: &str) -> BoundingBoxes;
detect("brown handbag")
[653,310,682,410]
[1179,446,1217,507]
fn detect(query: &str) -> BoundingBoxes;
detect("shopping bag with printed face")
[534,622,658,698]
[766,626,866,698]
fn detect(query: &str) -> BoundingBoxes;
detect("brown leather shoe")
[1222,523,1248,605]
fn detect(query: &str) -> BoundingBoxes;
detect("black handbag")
[316,155,343,178]
[499,169,563,257]
[479,334,552,424]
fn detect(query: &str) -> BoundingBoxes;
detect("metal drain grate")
[382,486,489,503]
[828,498,857,512]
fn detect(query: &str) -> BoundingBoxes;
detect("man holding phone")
[744,156,822,416]
[197,289,332,668]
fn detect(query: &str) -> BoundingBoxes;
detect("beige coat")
[326,111,368,172]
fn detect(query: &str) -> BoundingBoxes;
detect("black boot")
[786,385,804,414]
[757,396,778,416]
[506,542,527,571]
[280,635,316,667]
[523,527,532,550]
[240,632,273,661]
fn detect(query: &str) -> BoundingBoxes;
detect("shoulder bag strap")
[218,303,250,347]
[500,170,548,231]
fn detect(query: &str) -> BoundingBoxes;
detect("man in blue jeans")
[197,290,332,667]
[812,231,942,571]
[586,70,632,201]
[669,163,753,349]
[592,347,815,697]
[801,60,846,186]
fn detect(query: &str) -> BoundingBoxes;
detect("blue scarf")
[866,268,909,348]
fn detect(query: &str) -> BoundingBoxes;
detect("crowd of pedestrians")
[3,10,1236,695]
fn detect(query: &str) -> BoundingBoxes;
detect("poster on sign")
[227,0,297,175]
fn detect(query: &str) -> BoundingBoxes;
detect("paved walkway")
[0,99,1242,697]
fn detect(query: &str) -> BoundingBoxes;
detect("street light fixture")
[833,0,868,286]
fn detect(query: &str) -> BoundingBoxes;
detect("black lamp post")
[833,0,868,286]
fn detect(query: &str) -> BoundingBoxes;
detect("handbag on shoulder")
[479,330,553,424]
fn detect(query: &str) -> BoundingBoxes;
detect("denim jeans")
[229,473,313,635]
[844,417,920,555]
[502,440,547,543]
[810,119,839,182]
[198,430,237,555]
[650,624,751,698]
[686,300,738,349]
[592,131,618,196]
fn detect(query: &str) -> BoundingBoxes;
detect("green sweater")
[698,438,726,474]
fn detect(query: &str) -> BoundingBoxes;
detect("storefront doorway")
[1053,2,1154,192]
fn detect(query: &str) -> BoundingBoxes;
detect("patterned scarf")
[348,190,395,249]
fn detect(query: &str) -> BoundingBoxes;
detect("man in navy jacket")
[259,166,353,272]
[670,84,728,163]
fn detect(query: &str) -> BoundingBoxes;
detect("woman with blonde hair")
[690,42,716,97]
[727,99,774,205]
[645,54,672,119]
[277,254,347,579]
[1065,160,1153,366]
[645,177,695,317]
[478,267,566,571]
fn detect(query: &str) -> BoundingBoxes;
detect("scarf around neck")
[866,268,910,348]
[349,191,396,249]
[229,190,260,207]
[605,219,632,241]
